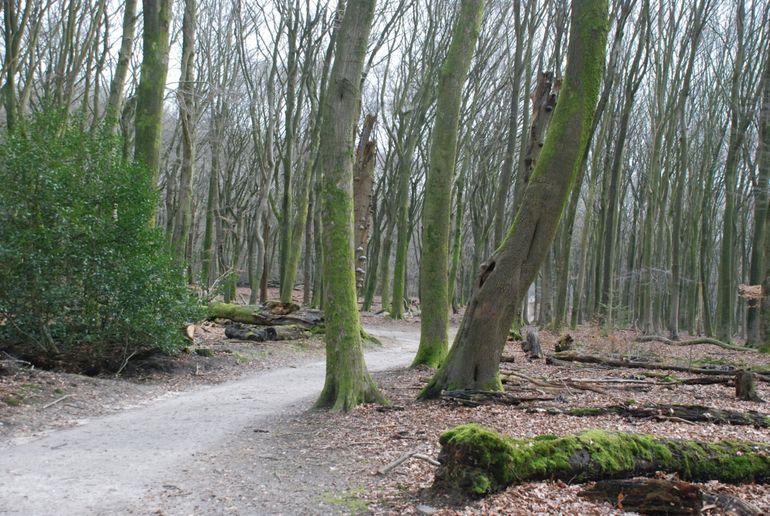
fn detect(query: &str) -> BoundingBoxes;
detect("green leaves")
[0,110,203,372]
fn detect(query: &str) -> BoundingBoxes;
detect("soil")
[2,303,770,515]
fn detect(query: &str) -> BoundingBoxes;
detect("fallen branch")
[635,335,756,352]
[208,302,323,329]
[434,424,770,497]
[377,450,440,475]
[580,478,761,516]
[547,351,770,381]
[526,403,770,428]
[42,395,71,409]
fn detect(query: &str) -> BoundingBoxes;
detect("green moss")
[437,424,770,497]
[322,488,369,513]
[2,396,22,407]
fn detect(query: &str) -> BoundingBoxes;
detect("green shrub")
[0,111,203,373]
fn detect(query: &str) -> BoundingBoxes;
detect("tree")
[413,0,485,367]
[315,0,384,411]
[422,0,609,396]
[134,0,173,215]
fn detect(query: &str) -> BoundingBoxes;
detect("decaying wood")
[580,478,761,516]
[527,403,770,428]
[635,335,756,353]
[376,450,441,476]
[555,334,574,352]
[547,351,770,381]
[736,371,764,402]
[435,424,770,497]
[223,323,310,342]
[521,329,544,359]
[208,302,324,329]
[440,389,554,407]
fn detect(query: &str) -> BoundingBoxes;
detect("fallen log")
[208,302,324,329]
[547,352,770,381]
[635,335,756,353]
[580,478,761,516]
[434,424,770,496]
[223,323,310,342]
[526,403,770,428]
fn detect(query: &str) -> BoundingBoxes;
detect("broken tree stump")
[434,424,770,497]
[736,371,764,402]
[521,328,544,359]
[555,334,574,352]
[580,478,761,516]
[527,403,770,428]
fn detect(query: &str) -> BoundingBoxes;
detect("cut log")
[580,478,761,516]
[434,424,770,496]
[224,323,310,342]
[555,334,574,352]
[527,403,770,428]
[635,335,756,353]
[736,371,764,402]
[208,302,323,329]
[521,329,544,359]
[547,351,770,381]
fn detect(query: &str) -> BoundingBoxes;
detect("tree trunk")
[315,0,383,411]
[134,0,173,218]
[353,114,377,295]
[413,0,485,367]
[421,1,608,395]
[104,0,137,131]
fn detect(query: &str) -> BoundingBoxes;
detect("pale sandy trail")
[0,326,431,515]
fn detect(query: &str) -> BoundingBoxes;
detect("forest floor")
[2,294,770,514]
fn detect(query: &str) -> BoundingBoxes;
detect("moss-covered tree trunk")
[421,0,608,395]
[134,0,172,218]
[104,0,137,132]
[171,0,196,272]
[750,39,770,346]
[436,425,770,497]
[315,0,383,412]
[413,0,484,368]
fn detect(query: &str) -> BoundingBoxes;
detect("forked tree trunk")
[413,0,485,367]
[421,0,608,396]
[315,0,383,411]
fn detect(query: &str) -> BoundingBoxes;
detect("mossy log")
[208,302,323,329]
[635,335,756,352]
[528,403,770,428]
[434,424,770,497]
[548,351,770,381]
[580,478,761,515]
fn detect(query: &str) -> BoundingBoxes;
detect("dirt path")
[0,327,426,515]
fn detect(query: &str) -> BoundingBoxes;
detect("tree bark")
[315,0,383,411]
[413,0,485,367]
[421,1,608,394]
[134,0,173,217]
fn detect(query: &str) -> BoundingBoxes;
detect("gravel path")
[0,327,423,515]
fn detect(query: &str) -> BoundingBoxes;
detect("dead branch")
[635,335,756,352]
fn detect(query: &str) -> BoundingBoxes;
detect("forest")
[2,0,770,514]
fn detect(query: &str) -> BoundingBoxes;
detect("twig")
[376,450,440,475]
[114,350,138,378]
[42,395,71,409]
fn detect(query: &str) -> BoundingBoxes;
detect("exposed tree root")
[439,389,554,407]
[434,424,770,497]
